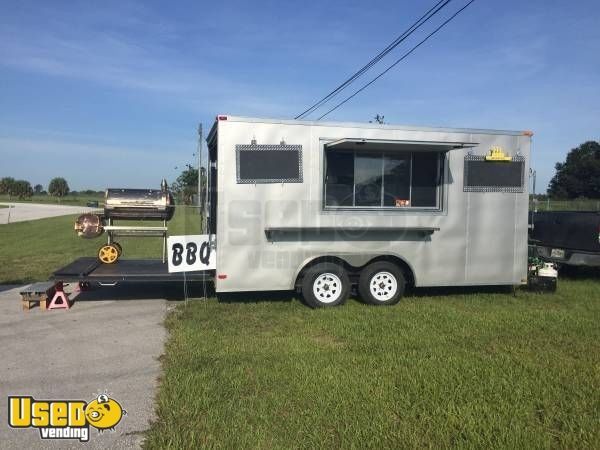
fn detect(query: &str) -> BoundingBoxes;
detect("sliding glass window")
[324,148,442,209]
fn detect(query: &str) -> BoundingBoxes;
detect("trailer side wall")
[213,118,530,292]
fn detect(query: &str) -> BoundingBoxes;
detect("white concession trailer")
[204,115,532,307]
[54,115,531,307]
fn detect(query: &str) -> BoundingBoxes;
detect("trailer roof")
[214,115,531,137]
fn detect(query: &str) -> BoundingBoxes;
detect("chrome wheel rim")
[370,271,397,301]
[313,273,342,303]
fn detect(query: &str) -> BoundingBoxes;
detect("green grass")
[0,204,8,209]
[0,207,201,284]
[0,193,103,207]
[145,281,600,449]
[1,200,598,448]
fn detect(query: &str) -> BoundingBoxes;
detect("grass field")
[144,277,600,449]
[0,193,103,207]
[1,203,598,448]
[0,207,201,284]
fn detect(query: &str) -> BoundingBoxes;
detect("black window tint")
[412,152,439,207]
[325,150,354,206]
[464,159,524,191]
[383,153,411,207]
[236,145,303,183]
[324,147,442,209]
[355,153,382,206]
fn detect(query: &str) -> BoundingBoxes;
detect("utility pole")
[197,123,203,213]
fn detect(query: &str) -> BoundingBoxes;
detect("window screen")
[463,155,525,192]
[236,144,303,183]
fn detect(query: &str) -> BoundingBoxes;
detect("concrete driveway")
[0,203,99,224]
[0,284,174,449]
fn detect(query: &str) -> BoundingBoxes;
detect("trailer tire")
[301,263,350,308]
[359,261,405,306]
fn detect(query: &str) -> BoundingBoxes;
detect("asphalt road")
[0,284,173,449]
[0,203,98,224]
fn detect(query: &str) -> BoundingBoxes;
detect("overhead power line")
[317,0,476,121]
[295,0,453,120]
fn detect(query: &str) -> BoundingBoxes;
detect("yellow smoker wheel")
[98,244,120,264]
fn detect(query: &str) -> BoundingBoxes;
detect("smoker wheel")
[98,244,120,264]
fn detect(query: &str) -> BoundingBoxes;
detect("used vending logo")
[8,393,126,442]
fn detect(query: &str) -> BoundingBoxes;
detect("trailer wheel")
[359,261,405,305]
[301,263,350,308]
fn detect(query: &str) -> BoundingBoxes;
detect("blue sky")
[1,0,598,192]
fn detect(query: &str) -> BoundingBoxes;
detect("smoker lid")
[106,188,164,199]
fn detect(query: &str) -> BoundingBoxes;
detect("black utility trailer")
[52,257,213,285]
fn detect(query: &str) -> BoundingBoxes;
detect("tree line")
[0,168,204,202]
[548,141,600,199]
[0,177,70,199]
[171,164,207,205]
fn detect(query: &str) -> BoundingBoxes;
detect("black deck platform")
[52,257,213,283]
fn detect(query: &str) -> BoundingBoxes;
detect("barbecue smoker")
[74,179,175,264]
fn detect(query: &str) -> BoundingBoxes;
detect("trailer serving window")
[324,139,465,210]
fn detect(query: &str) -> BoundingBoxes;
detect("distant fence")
[530,198,600,212]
